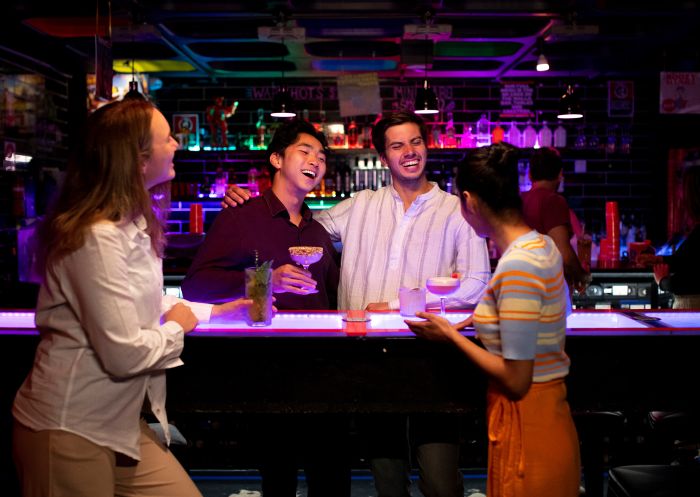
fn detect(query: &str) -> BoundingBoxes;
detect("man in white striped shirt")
[224,112,489,497]
[314,112,490,312]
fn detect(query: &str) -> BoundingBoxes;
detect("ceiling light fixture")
[270,12,296,118]
[535,37,549,72]
[557,84,583,119]
[414,10,439,115]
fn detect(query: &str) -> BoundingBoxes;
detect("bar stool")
[607,465,700,497]
[573,410,625,497]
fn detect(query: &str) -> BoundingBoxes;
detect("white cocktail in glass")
[288,246,324,270]
[426,276,460,317]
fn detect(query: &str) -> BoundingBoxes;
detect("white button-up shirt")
[315,183,490,310]
[13,217,212,460]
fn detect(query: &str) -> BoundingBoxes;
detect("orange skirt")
[486,379,580,497]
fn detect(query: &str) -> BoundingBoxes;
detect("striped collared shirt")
[314,183,490,310]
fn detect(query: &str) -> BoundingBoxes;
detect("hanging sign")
[608,80,634,117]
[337,73,382,117]
[499,82,534,118]
[660,72,700,114]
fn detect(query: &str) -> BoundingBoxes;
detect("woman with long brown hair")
[12,98,252,497]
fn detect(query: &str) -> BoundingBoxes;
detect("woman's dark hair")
[456,142,522,217]
[371,111,428,156]
[266,119,329,177]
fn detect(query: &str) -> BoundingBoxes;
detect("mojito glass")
[245,264,273,326]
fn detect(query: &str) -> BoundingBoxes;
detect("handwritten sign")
[499,82,534,118]
[337,73,382,117]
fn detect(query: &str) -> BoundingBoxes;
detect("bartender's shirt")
[13,216,213,461]
[315,183,490,310]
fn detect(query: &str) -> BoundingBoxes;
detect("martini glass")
[288,246,324,271]
[426,276,460,317]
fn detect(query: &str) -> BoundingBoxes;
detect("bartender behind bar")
[182,119,348,497]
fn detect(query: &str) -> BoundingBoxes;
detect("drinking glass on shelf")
[426,276,460,317]
[288,246,323,271]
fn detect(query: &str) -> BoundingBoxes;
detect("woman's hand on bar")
[210,298,277,323]
[164,302,199,333]
[221,184,251,208]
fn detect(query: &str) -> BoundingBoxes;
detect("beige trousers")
[12,419,202,497]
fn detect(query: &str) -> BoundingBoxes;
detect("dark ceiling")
[7,1,700,81]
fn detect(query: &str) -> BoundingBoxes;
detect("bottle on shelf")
[538,121,553,148]
[462,126,476,148]
[507,121,522,147]
[347,119,359,148]
[522,120,537,148]
[553,121,567,148]
[476,114,491,147]
[491,122,505,144]
[444,113,457,148]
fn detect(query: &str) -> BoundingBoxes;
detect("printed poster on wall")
[660,72,700,114]
[337,73,382,117]
[172,114,200,150]
[608,80,634,117]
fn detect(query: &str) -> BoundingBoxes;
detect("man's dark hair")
[528,147,563,181]
[371,111,428,156]
[266,119,329,177]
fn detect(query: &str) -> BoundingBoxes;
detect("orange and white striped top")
[474,230,571,382]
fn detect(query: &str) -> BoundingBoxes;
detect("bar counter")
[2,309,699,417]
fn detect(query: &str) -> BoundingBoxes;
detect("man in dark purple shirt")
[181,119,348,497]
[181,122,339,310]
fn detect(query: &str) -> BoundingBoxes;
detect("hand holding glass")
[426,276,460,317]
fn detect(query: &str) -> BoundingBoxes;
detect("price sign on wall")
[499,82,534,118]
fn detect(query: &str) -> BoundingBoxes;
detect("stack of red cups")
[602,201,620,267]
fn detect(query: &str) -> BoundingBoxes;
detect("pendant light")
[557,84,583,119]
[270,14,296,118]
[414,11,438,115]
[535,37,549,72]
[123,8,146,101]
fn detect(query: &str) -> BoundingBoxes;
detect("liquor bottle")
[522,121,537,148]
[538,121,553,148]
[553,121,567,148]
[507,122,522,147]
[347,119,359,148]
[476,114,491,147]
[491,122,505,144]
[462,126,476,148]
